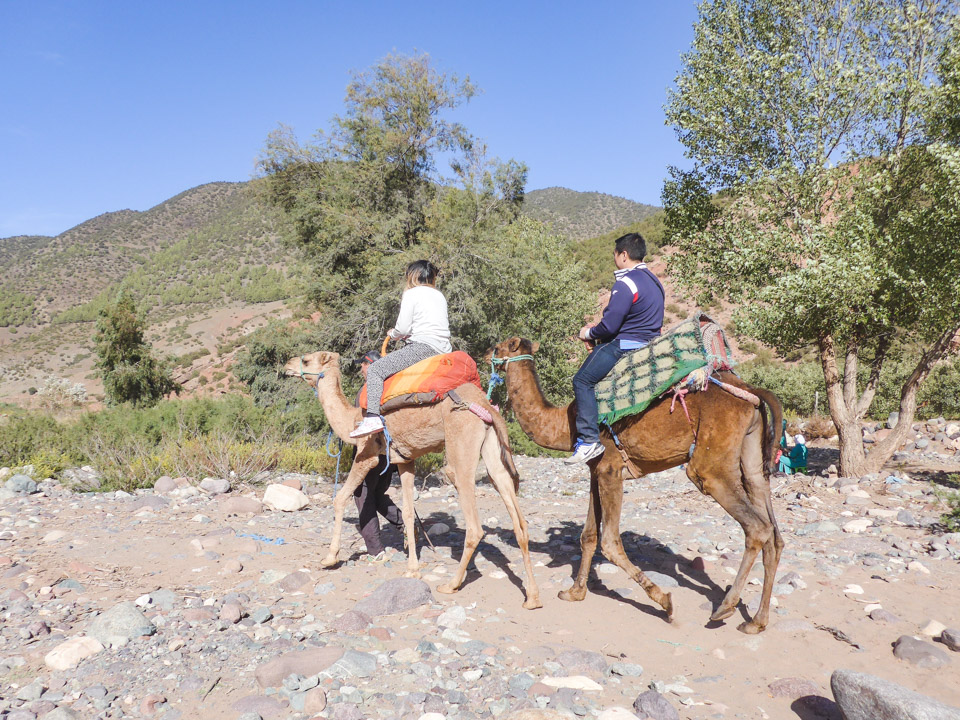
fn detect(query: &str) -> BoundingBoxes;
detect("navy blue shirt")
[587,264,665,343]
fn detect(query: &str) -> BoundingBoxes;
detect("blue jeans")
[572,340,633,444]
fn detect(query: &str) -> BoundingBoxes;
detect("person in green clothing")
[778,433,808,474]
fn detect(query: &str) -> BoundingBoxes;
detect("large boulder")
[831,669,960,719]
[255,646,344,688]
[353,577,433,617]
[86,602,156,646]
[263,483,309,511]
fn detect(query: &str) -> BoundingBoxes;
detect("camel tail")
[747,385,784,477]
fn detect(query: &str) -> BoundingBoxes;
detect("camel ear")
[531,341,540,354]
[508,337,521,352]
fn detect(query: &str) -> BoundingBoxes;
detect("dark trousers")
[353,455,402,555]
[572,340,632,444]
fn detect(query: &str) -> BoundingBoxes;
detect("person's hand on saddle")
[578,324,597,349]
[387,328,410,341]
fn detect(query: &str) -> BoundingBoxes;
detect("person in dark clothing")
[352,350,403,561]
[568,232,665,464]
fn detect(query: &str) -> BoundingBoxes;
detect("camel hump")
[357,351,482,412]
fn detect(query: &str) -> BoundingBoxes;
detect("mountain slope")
[522,187,660,241]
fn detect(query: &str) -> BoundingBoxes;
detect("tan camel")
[489,337,784,633]
[283,351,542,610]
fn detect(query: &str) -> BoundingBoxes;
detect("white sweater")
[392,286,452,354]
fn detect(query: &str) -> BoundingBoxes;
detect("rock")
[200,477,230,495]
[556,647,608,674]
[633,690,679,720]
[221,496,263,515]
[893,635,952,668]
[768,677,819,699]
[426,522,450,536]
[140,693,165,715]
[945,423,960,439]
[353,577,433,617]
[278,570,312,592]
[831,668,960,719]
[263,484,309,511]
[331,609,372,632]
[609,662,644,677]
[220,603,243,624]
[328,649,378,678]
[87,601,156,645]
[598,709,642,720]
[920,619,947,636]
[887,412,899,429]
[41,710,79,720]
[438,605,467,628]
[843,518,873,534]
[154,476,178,492]
[232,695,287,718]
[541,675,603,691]
[870,608,901,624]
[304,687,327,714]
[897,509,918,526]
[5,474,37,495]
[643,571,679,588]
[942,629,960,652]
[44,636,104,670]
[255,647,345,688]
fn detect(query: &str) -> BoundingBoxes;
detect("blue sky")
[0,2,698,238]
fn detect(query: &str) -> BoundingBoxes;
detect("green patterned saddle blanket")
[596,313,734,425]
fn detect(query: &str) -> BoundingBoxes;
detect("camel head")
[486,337,540,363]
[282,351,341,382]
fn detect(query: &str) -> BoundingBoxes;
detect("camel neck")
[317,366,362,442]
[505,359,575,451]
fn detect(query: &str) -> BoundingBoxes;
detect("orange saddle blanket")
[357,351,482,413]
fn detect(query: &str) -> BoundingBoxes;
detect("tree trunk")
[819,333,869,477]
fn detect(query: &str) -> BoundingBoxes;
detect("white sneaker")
[564,441,605,465]
[350,415,384,438]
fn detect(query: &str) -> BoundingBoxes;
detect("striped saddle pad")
[358,351,482,413]
[596,313,733,425]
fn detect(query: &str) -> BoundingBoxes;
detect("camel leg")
[558,461,603,602]
[734,430,784,634]
[321,441,381,568]
[592,455,673,620]
[700,477,773,628]
[480,426,542,609]
[396,461,420,578]
[436,415,487,597]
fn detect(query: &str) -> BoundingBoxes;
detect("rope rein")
[487,352,534,400]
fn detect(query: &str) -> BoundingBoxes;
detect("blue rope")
[325,430,343,491]
[487,352,533,400]
[381,423,393,475]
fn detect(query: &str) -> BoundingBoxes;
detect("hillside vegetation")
[0,179,658,403]
[523,187,660,241]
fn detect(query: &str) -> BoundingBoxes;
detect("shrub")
[937,475,960,532]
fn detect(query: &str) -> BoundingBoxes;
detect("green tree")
[252,53,591,403]
[94,292,179,407]
[663,0,960,476]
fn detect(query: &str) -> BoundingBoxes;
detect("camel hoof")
[320,556,339,569]
[404,570,421,579]
[710,605,736,622]
[558,587,586,602]
[738,620,765,634]
[661,592,674,621]
[523,597,543,610]
[436,583,458,595]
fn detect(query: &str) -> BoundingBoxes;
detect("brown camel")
[489,337,784,633]
[283,351,542,610]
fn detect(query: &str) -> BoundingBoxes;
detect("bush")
[938,475,960,532]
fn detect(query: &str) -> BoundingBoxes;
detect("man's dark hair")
[614,233,647,261]
[405,259,439,287]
